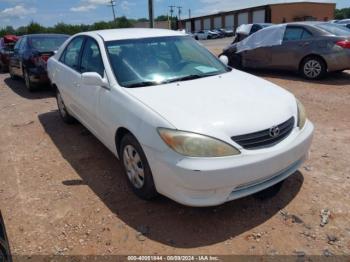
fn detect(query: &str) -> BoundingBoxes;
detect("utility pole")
[188,9,191,19]
[169,5,176,30]
[177,6,182,30]
[177,6,182,20]
[108,0,117,22]
[148,0,154,28]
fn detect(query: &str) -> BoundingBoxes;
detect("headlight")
[157,128,240,157]
[296,99,306,129]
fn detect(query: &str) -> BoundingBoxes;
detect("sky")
[0,0,349,28]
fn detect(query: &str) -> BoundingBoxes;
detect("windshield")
[28,36,68,52]
[106,36,230,88]
[316,23,350,36]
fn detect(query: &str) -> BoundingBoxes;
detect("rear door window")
[284,27,313,41]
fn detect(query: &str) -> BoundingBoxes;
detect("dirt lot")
[0,39,350,257]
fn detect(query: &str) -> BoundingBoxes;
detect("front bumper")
[144,121,314,207]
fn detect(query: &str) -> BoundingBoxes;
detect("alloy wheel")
[303,60,322,79]
[123,145,145,189]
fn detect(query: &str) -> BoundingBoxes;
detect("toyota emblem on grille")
[269,126,280,138]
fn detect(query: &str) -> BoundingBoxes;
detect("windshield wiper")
[125,73,220,88]
[164,73,219,84]
[125,81,159,88]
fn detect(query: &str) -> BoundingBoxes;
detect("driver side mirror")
[219,55,229,66]
[81,72,109,89]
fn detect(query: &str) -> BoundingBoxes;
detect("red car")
[0,35,19,72]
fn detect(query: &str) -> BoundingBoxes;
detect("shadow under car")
[38,110,304,248]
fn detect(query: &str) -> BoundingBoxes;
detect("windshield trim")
[104,35,231,88]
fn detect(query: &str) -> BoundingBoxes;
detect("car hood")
[125,70,297,141]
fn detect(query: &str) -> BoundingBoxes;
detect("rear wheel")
[120,134,158,200]
[56,90,76,124]
[9,66,17,80]
[24,70,35,92]
[300,56,326,80]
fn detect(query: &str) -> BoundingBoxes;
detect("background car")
[212,29,226,38]
[0,35,19,73]
[336,19,350,29]
[232,23,273,43]
[9,34,69,91]
[222,22,350,79]
[194,30,220,40]
[218,28,234,37]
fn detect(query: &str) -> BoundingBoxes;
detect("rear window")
[316,23,350,36]
[28,36,68,52]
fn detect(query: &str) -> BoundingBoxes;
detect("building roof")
[184,0,336,20]
[85,28,185,42]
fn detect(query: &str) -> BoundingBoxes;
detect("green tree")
[27,21,44,34]
[0,16,139,37]
[137,18,149,22]
[116,16,134,28]
[155,15,169,21]
[335,8,350,20]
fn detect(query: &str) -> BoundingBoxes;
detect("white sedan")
[194,30,220,40]
[47,29,314,207]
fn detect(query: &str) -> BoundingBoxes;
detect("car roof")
[86,28,186,42]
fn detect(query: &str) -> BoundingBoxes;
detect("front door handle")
[300,42,310,47]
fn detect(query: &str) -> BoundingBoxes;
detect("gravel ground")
[0,39,349,256]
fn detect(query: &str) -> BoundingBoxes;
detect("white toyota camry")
[47,29,314,207]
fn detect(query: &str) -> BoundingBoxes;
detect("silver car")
[222,22,350,79]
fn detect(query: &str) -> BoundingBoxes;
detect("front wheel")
[300,56,326,80]
[120,134,158,200]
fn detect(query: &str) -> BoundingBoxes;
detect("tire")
[56,89,76,124]
[120,134,158,200]
[254,181,284,200]
[195,36,199,40]
[300,56,327,80]
[24,69,35,92]
[228,53,242,69]
[9,66,17,80]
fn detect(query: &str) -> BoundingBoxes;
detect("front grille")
[231,117,295,150]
